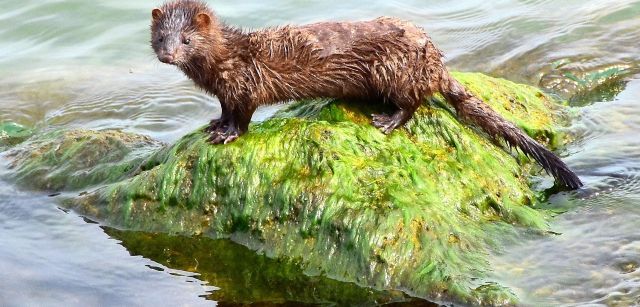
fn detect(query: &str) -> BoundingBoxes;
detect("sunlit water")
[0,0,639,305]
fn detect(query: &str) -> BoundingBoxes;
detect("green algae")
[0,122,32,150]
[542,60,635,105]
[6,72,571,305]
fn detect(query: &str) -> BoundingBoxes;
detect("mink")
[150,0,583,189]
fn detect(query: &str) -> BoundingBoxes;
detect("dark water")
[1,0,639,305]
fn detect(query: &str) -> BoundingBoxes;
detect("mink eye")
[158,37,164,43]
[183,38,191,45]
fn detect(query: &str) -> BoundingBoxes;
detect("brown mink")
[150,0,583,189]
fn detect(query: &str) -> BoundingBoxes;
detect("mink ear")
[195,13,212,31]
[152,8,162,20]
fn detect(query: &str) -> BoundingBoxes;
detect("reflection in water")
[104,228,433,306]
[1,0,640,305]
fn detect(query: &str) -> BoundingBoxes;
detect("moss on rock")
[6,72,570,305]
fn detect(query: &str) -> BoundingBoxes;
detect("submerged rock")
[5,72,571,305]
[0,122,32,150]
[4,129,163,191]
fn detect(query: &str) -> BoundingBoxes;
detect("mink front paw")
[204,118,228,133]
[208,126,241,144]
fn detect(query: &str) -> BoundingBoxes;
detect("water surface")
[1,0,639,305]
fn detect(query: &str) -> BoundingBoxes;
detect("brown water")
[1,0,639,305]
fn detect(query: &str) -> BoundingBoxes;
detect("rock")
[4,129,163,191]
[0,122,32,150]
[5,72,570,304]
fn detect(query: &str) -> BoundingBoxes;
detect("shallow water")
[492,78,640,306]
[0,0,639,305]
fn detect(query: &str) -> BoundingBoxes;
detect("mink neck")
[181,22,249,82]
[180,22,249,95]
[200,24,249,70]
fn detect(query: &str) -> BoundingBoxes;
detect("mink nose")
[158,53,175,64]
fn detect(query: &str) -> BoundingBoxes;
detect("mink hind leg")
[371,96,421,134]
[372,110,412,134]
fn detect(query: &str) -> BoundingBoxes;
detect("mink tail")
[440,73,583,189]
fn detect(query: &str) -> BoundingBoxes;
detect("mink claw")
[207,132,225,144]
[371,113,394,134]
[207,126,241,145]
[223,133,239,144]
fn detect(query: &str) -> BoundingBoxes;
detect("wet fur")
[150,0,582,189]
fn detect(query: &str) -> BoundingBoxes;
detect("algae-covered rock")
[4,129,163,191]
[0,122,32,150]
[6,72,570,305]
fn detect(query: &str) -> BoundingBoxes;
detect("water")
[0,0,639,305]
[0,185,214,306]
[492,78,640,306]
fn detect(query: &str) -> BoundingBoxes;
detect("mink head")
[150,0,217,67]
